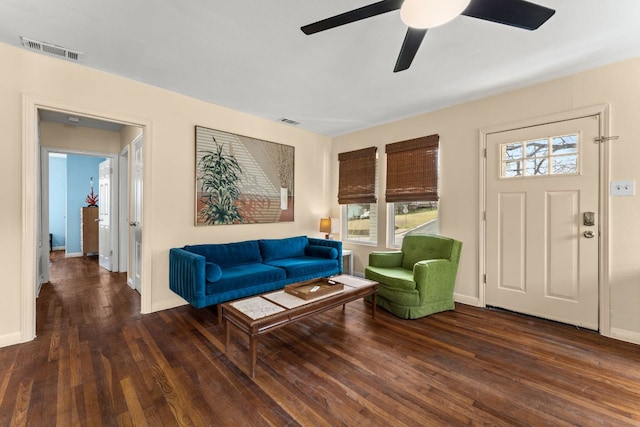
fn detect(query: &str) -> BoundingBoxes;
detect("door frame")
[22,94,153,343]
[478,104,611,336]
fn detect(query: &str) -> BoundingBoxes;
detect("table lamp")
[319,217,339,239]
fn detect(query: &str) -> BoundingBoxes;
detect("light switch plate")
[610,180,635,196]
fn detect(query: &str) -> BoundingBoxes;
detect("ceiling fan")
[301,0,555,72]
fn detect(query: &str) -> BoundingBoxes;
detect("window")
[501,133,579,178]
[344,203,378,243]
[385,135,439,248]
[338,147,377,245]
[388,201,439,247]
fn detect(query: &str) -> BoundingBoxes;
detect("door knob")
[583,230,595,238]
[129,221,140,226]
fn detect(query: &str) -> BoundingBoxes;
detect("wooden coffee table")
[222,274,378,378]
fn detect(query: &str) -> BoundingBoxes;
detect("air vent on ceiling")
[278,117,301,126]
[20,37,82,62]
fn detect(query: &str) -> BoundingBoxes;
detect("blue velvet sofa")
[169,236,342,316]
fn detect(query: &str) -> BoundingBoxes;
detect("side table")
[342,249,354,275]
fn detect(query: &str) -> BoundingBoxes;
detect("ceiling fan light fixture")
[400,0,471,29]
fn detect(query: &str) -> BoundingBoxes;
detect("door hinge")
[483,148,487,158]
[110,250,113,256]
[483,211,486,221]
[483,274,487,284]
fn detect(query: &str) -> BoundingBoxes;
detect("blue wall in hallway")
[49,154,67,249]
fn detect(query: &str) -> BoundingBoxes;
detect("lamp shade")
[320,217,339,238]
[319,217,332,234]
[400,0,471,29]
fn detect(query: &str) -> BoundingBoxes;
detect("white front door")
[131,136,143,293]
[98,159,112,271]
[485,115,600,330]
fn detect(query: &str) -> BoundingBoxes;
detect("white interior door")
[131,136,143,293]
[485,115,600,330]
[98,159,112,271]
[119,147,129,274]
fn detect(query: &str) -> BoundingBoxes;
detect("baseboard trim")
[65,252,83,258]
[608,327,640,346]
[454,293,480,306]
[52,246,65,251]
[0,332,23,348]
[151,297,188,313]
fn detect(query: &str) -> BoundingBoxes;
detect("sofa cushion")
[206,263,286,294]
[184,240,262,268]
[205,262,223,282]
[264,256,338,278]
[304,245,338,260]
[365,266,420,306]
[364,266,416,292]
[259,236,308,262]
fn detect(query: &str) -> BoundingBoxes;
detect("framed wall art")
[195,125,295,226]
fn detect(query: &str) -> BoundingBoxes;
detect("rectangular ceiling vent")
[278,117,301,126]
[20,37,82,62]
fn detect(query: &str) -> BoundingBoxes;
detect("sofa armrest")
[305,245,338,259]
[169,248,207,308]
[413,259,458,302]
[308,237,342,272]
[368,251,403,268]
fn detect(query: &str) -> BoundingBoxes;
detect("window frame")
[338,147,378,246]
[385,134,440,248]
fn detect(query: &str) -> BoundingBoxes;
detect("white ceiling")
[2,1,640,136]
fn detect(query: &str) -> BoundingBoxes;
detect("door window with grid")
[501,133,579,178]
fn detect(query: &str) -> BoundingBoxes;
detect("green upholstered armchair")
[364,235,462,319]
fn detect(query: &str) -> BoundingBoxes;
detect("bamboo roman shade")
[385,134,439,203]
[338,147,377,204]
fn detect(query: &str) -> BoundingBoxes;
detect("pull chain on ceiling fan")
[301,0,555,72]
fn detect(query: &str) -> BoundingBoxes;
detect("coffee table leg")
[372,293,377,319]
[250,336,258,378]
[225,318,231,353]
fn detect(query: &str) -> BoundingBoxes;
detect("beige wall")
[120,125,143,151]
[333,57,640,343]
[0,42,332,346]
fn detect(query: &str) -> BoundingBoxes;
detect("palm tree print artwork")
[195,126,295,225]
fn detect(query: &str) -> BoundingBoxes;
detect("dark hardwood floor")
[1,252,639,426]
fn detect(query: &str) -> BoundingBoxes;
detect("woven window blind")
[338,147,377,204]
[385,134,439,203]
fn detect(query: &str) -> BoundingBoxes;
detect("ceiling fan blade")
[462,0,555,30]
[394,27,428,73]
[301,0,404,35]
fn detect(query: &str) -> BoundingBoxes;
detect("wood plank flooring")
[1,252,639,426]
